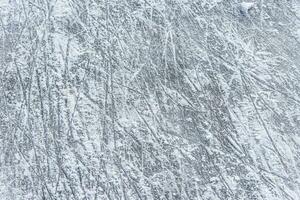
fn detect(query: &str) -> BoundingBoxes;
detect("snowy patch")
[0,0,8,7]
[52,0,72,17]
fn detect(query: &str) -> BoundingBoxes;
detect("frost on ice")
[0,0,300,200]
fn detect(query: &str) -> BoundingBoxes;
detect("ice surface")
[0,0,300,200]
